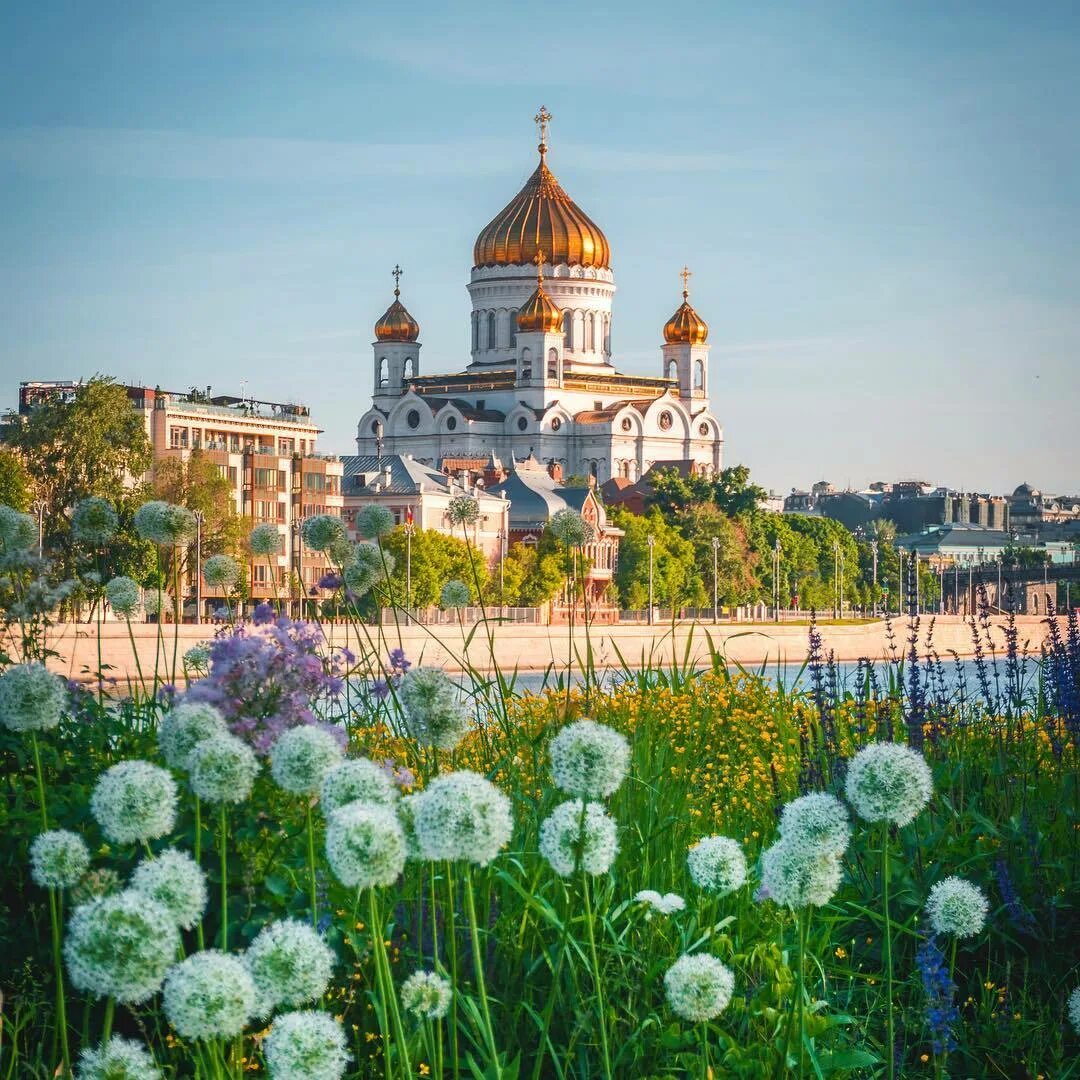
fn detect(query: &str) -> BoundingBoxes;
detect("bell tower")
[372,265,421,404]
[661,266,709,401]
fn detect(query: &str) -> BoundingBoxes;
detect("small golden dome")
[374,265,420,342]
[516,252,563,334]
[473,110,610,269]
[663,266,708,344]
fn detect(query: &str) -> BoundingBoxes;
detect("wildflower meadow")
[2,498,1080,1078]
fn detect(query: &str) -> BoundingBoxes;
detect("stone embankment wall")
[36,615,1062,682]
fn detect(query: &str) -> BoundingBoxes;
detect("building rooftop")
[341,454,450,496]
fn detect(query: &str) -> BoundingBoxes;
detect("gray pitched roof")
[341,455,448,495]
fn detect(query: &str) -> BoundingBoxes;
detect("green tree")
[379,527,490,609]
[610,507,703,609]
[499,536,566,606]
[154,451,245,560]
[0,448,31,510]
[712,464,767,520]
[679,503,758,606]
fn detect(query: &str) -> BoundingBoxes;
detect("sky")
[1,1,1078,496]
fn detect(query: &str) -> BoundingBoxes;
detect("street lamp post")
[292,517,304,620]
[405,519,414,616]
[773,537,782,622]
[711,535,720,624]
[833,541,840,620]
[871,539,878,616]
[498,527,507,607]
[647,534,656,626]
[193,510,204,625]
[31,498,46,558]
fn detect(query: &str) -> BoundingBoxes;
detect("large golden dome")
[663,267,708,344]
[374,266,420,342]
[473,113,610,270]
[516,253,563,333]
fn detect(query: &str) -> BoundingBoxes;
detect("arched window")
[590,460,598,478]
[619,460,630,479]
[586,313,595,352]
[471,312,479,351]
[666,359,677,380]
[694,359,704,389]
[379,358,388,387]
[510,309,519,349]
[487,311,497,350]
[547,348,558,381]
[403,357,414,380]
[563,310,573,349]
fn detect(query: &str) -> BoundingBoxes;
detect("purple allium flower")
[318,573,343,591]
[371,679,390,701]
[389,648,411,674]
[158,684,177,704]
[253,602,275,626]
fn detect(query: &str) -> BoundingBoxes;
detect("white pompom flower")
[320,758,398,815]
[398,667,470,752]
[687,836,748,897]
[0,661,67,733]
[664,954,735,1023]
[325,802,406,889]
[0,505,37,551]
[634,890,686,915]
[844,742,933,827]
[30,829,90,890]
[1069,986,1080,1036]
[270,726,344,797]
[133,501,196,546]
[400,970,453,1020]
[925,877,990,939]
[129,849,207,931]
[549,719,630,800]
[539,800,618,877]
[71,497,119,546]
[65,891,179,1004]
[250,523,282,556]
[263,1011,350,1080]
[302,515,348,554]
[439,580,471,610]
[410,771,513,867]
[158,700,227,771]
[355,505,395,540]
[779,793,851,857]
[245,919,335,1015]
[76,1035,162,1080]
[90,761,177,845]
[188,733,259,804]
[760,840,843,910]
[203,554,242,591]
[104,576,142,617]
[163,951,256,1040]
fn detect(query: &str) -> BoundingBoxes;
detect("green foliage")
[611,506,703,608]
[0,448,31,511]
[379,526,489,608]
[648,464,767,521]
[499,536,566,606]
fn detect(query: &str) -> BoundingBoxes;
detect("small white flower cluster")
[105,576,142,616]
[439,579,471,610]
[539,800,618,877]
[163,950,255,1040]
[344,542,394,596]
[65,892,179,1004]
[30,829,90,890]
[263,1011,349,1080]
[779,793,851,857]
[686,836,747,897]
[355,504,395,540]
[548,507,595,548]
[0,661,67,733]
[302,515,348,554]
[634,890,686,916]
[90,760,177,846]
[182,643,212,674]
[71,497,119,546]
[410,770,513,866]
[844,742,933,827]
[133,501,196,546]
[129,849,207,931]
[76,1035,161,1080]
[320,758,399,815]
[1069,986,1080,1037]
[202,554,241,590]
[188,733,259,804]
[549,719,630,800]
[270,726,344,797]
[400,970,453,1020]
[245,919,335,1015]
[925,876,989,939]
[142,591,170,618]
[398,667,470,752]
[249,522,282,557]
[325,802,406,888]
[446,494,480,526]
[663,953,735,1023]
[0,505,37,551]
[158,700,227,771]
[760,792,850,911]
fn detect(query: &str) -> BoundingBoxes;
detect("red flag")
[405,506,414,525]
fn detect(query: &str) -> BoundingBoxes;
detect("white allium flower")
[446,495,480,526]
[270,726,344,797]
[760,840,843,910]
[1069,986,1080,1036]
[188,733,259,804]
[324,802,406,888]
[302,515,347,554]
[203,554,241,590]
[183,643,212,673]
[263,1011,349,1080]
[398,667,470,752]
[411,771,512,867]
[845,742,933,827]
[664,954,735,1023]
[105,576,142,616]
[634,890,686,915]
[30,829,90,889]
[250,523,282,556]
[142,590,169,617]
[0,505,37,551]
[687,836,748,897]
[548,507,595,547]
[925,877,989,939]
[71,497,118,546]
[65,891,179,1004]
[439,580,471,610]
[0,661,67,733]
[245,919,335,1014]
[539,800,618,877]
[397,793,422,860]
[400,970,452,1020]
[76,1035,162,1080]
[343,542,394,596]
[158,699,227,771]
[90,761,177,845]
[320,758,398,815]
[129,849,207,930]
[163,950,256,1040]
[549,719,630,800]
[355,505,395,540]
[133,501,196,546]
[779,793,851,857]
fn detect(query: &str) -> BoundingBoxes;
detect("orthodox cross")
[680,265,692,299]
[392,264,403,297]
[534,105,552,154]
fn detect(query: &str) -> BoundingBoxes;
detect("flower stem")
[368,888,411,1079]
[582,871,612,1080]
[796,908,807,1078]
[882,824,895,1080]
[445,864,460,1080]
[101,997,114,1042]
[194,795,205,950]
[219,804,228,951]
[306,803,318,929]
[463,869,501,1078]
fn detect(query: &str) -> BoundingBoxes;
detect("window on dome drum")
[487,312,496,349]
[550,417,562,431]
[659,411,673,431]
[695,360,704,389]
[471,313,479,351]
[517,416,528,431]
[446,417,457,431]
[586,313,594,350]
[379,358,388,386]
[404,357,414,380]
[510,309,518,348]
[406,409,420,429]
[666,360,677,380]
[563,311,573,348]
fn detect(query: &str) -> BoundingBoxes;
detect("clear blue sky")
[2,1,1078,496]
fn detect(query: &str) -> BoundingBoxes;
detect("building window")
[699,422,710,436]
[666,360,677,380]
[659,411,673,431]
[563,311,573,349]
[446,417,457,431]
[278,438,294,454]
[471,312,479,351]
[547,358,557,379]
[621,418,632,432]
[379,358,388,387]
[517,416,528,432]
[487,311,496,349]
[695,360,704,389]
[550,417,562,431]
[407,409,421,429]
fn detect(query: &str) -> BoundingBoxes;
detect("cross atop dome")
[680,265,692,299]
[392,263,403,296]
[534,105,552,156]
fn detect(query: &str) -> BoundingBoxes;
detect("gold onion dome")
[663,266,709,344]
[516,253,563,333]
[374,265,420,342]
[473,107,611,269]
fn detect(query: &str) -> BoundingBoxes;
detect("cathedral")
[355,108,724,485]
